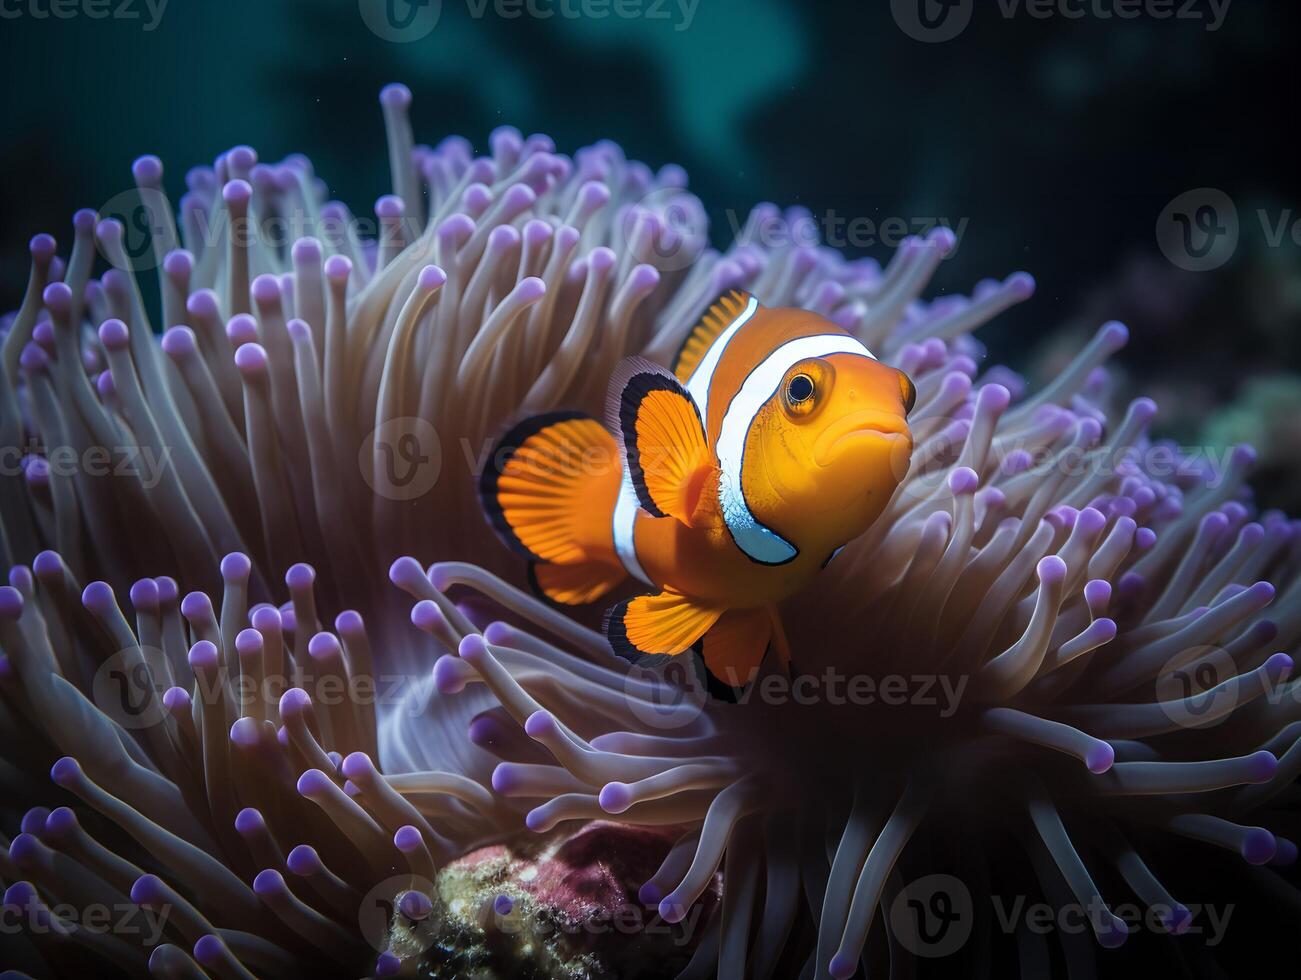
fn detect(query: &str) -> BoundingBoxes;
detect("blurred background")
[2,0,1297,505]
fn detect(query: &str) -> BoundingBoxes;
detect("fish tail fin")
[479,411,626,604]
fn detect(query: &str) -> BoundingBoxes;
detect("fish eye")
[899,372,917,415]
[786,374,815,405]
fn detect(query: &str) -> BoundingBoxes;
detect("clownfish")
[479,290,916,687]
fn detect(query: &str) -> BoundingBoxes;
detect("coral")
[1,82,1299,979]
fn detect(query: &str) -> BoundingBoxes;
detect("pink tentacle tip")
[515,705,547,737]
[1085,741,1115,775]
[220,552,252,581]
[457,632,489,663]
[283,557,313,588]
[1037,555,1068,586]
[1099,320,1129,349]
[389,555,426,588]
[379,82,412,108]
[947,467,979,496]
[658,896,688,924]
[50,757,82,787]
[0,587,24,620]
[1264,652,1293,683]
[252,869,286,896]
[417,264,447,291]
[296,769,332,797]
[340,752,374,782]
[482,621,514,645]
[394,825,423,852]
[433,655,469,695]
[598,782,632,814]
[278,687,312,717]
[513,275,547,303]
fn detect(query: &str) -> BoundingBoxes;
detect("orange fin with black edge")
[607,357,715,527]
[672,289,754,383]
[604,588,724,662]
[479,411,624,590]
[530,560,626,606]
[699,606,773,690]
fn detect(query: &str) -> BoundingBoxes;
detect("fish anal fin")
[604,589,723,661]
[699,607,773,689]
[608,357,713,525]
[672,289,753,382]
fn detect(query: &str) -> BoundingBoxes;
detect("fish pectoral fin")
[671,289,754,382]
[699,607,773,689]
[607,356,714,526]
[604,588,724,662]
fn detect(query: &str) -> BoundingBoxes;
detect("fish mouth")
[814,410,909,465]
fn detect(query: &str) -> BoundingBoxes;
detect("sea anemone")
[1,83,1298,978]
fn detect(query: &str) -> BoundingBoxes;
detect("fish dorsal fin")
[607,357,715,527]
[672,289,755,383]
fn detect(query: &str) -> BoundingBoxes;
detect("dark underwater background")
[2,0,1298,505]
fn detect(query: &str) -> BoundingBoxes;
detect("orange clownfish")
[479,290,916,687]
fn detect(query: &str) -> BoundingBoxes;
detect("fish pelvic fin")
[608,356,716,527]
[529,559,626,606]
[479,411,624,578]
[604,588,724,662]
[699,606,774,690]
